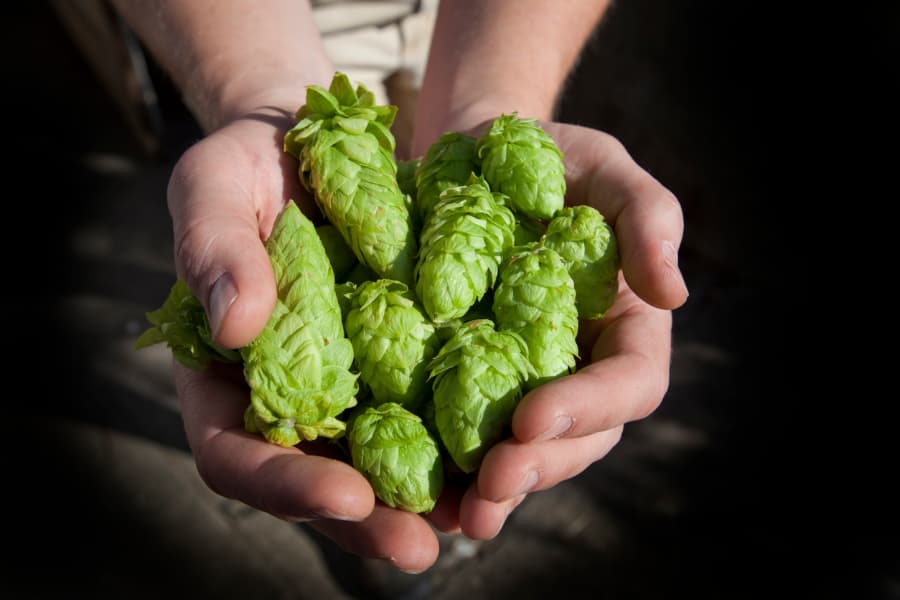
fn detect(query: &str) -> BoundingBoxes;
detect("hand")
[419,119,689,539]
[169,110,442,573]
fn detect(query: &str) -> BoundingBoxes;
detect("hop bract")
[134,279,241,370]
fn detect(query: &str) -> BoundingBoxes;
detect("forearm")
[413,0,609,153]
[111,0,334,132]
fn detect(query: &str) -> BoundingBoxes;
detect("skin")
[116,0,688,573]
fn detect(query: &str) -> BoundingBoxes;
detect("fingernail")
[311,509,364,522]
[208,272,238,338]
[512,470,539,498]
[388,557,426,575]
[536,415,574,441]
[662,240,689,296]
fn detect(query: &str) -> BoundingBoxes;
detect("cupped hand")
[420,120,689,539]
[168,110,440,573]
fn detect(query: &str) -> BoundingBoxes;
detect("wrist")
[188,62,334,133]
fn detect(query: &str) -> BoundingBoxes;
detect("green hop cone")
[344,279,440,412]
[242,201,358,446]
[541,205,620,318]
[476,113,566,220]
[493,243,579,389]
[284,71,397,178]
[348,402,443,513]
[306,127,417,286]
[242,301,357,446]
[415,175,516,322]
[414,131,479,222]
[284,72,417,286]
[429,319,535,473]
[135,279,241,370]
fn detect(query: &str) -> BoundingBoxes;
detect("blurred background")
[3,1,895,598]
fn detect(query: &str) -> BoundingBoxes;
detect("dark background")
[3,1,895,598]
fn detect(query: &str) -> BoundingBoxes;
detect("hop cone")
[476,114,565,219]
[284,72,397,178]
[135,279,240,370]
[242,302,357,446]
[242,201,358,446]
[306,127,417,286]
[284,72,417,286]
[414,131,478,222]
[344,279,440,412]
[415,175,515,322]
[542,205,620,318]
[493,243,579,389]
[428,319,535,473]
[348,402,444,513]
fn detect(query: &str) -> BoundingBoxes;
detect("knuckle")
[636,373,669,421]
[659,189,683,217]
[173,216,221,285]
[192,441,223,497]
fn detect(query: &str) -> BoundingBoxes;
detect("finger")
[426,476,466,534]
[458,484,527,541]
[174,363,375,522]
[512,290,672,442]
[167,137,278,349]
[548,124,689,310]
[312,504,441,573]
[476,427,623,503]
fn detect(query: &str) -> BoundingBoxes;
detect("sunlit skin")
[116,0,687,574]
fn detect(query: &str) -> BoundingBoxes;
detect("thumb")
[168,153,277,350]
